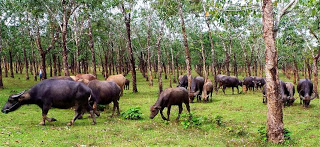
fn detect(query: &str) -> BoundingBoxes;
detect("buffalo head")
[150,105,161,119]
[300,93,316,107]
[2,90,27,114]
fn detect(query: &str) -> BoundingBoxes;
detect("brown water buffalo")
[1,79,96,126]
[202,80,213,102]
[50,76,74,81]
[284,82,296,106]
[125,79,130,90]
[189,76,205,102]
[76,74,97,81]
[150,87,191,121]
[297,79,316,107]
[88,80,121,117]
[106,74,126,96]
[215,74,226,91]
[218,76,242,94]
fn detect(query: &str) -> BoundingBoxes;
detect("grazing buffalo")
[243,76,255,91]
[215,74,226,91]
[218,76,242,94]
[1,79,96,126]
[106,74,126,96]
[76,74,97,81]
[50,76,74,81]
[254,77,266,90]
[88,80,121,117]
[189,76,205,102]
[177,75,191,88]
[262,85,267,103]
[125,79,130,90]
[284,82,295,106]
[202,80,213,102]
[297,79,316,107]
[262,81,296,106]
[150,87,191,121]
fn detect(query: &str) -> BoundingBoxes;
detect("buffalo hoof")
[78,115,83,119]
[49,118,57,122]
[39,122,45,125]
[91,122,96,125]
[67,122,73,126]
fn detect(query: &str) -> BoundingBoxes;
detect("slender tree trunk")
[306,59,312,79]
[178,1,192,96]
[262,0,284,143]
[58,57,61,76]
[0,22,3,88]
[156,20,165,94]
[62,10,70,76]
[233,53,238,77]
[9,50,14,78]
[313,55,320,98]
[4,57,8,77]
[121,4,137,92]
[170,46,176,83]
[200,33,208,82]
[87,15,96,77]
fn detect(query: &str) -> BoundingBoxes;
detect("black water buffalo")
[284,82,295,106]
[177,75,191,88]
[88,80,121,117]
[254,77,266,90]
[189,76,205,102]
[215,74,226,91]
[218,76,242,94]
[297,79,316,107]
[243,76,255,91]
[1,79,96,126]
[150,87,191,121]
[124,79,130,90]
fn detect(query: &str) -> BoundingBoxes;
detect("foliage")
[257,126,293,144]
[121,107,142,120]
[215,115,223,126]
[180,113,207,129]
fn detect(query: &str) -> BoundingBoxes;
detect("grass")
[0,70,319,146]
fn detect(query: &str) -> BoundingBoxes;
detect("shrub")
[121,107,142,120]
[215,115,223,126]
[258,126,292,143]
[181,114,207,129]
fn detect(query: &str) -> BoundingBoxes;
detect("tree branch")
[274,0,297,33]
[42,2,63,31]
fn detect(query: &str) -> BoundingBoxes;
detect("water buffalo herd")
[1,73,317,125]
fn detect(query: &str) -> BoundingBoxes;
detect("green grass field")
[0,71,319,146]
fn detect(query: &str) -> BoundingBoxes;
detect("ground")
[0,71,319,146]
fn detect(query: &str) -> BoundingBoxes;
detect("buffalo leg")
[185,103,191,120]
[68,105,82,126]
[89,110,96,125]
[237,87,239,94]
[167,105,171,121]
[160,108,167,120]
[210,92,213,102]
[40,105,51,125]
[223,86,226,94]
[232,87,234,94]
[116,101,120,116]
[176,104,183,120]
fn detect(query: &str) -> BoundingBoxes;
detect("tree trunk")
[313,56,319,98]
[9,50,14,78]
[62,10,70,76]
[200,33,208,82]
[156,20,164,94]
[58,57,61,76]
[0,22,3,88]
[306,59,312,79]
[170,46,176,83]
[87,15,96,77]
[121,4,137,93]
[178,1,192,96]
[23,47,29,80]
[4,57,8,77]
[262,0,284,143]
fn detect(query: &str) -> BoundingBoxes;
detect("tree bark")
[87,15,96,77]
[121,4,137,92]
[170,46,176,83]
[9,50,14,78]
[262,0,284,143]
[0,22,3,88]
[178,1,192,96]
[156,20,165,94]
[200,33,208,82]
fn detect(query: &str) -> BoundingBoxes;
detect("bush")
[257,126,292,143]
[215,115,223,126]
[121,107,142,120]
[181,114,207,129]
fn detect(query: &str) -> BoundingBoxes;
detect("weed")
[215,115,223,126]
[121,107,142,120]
